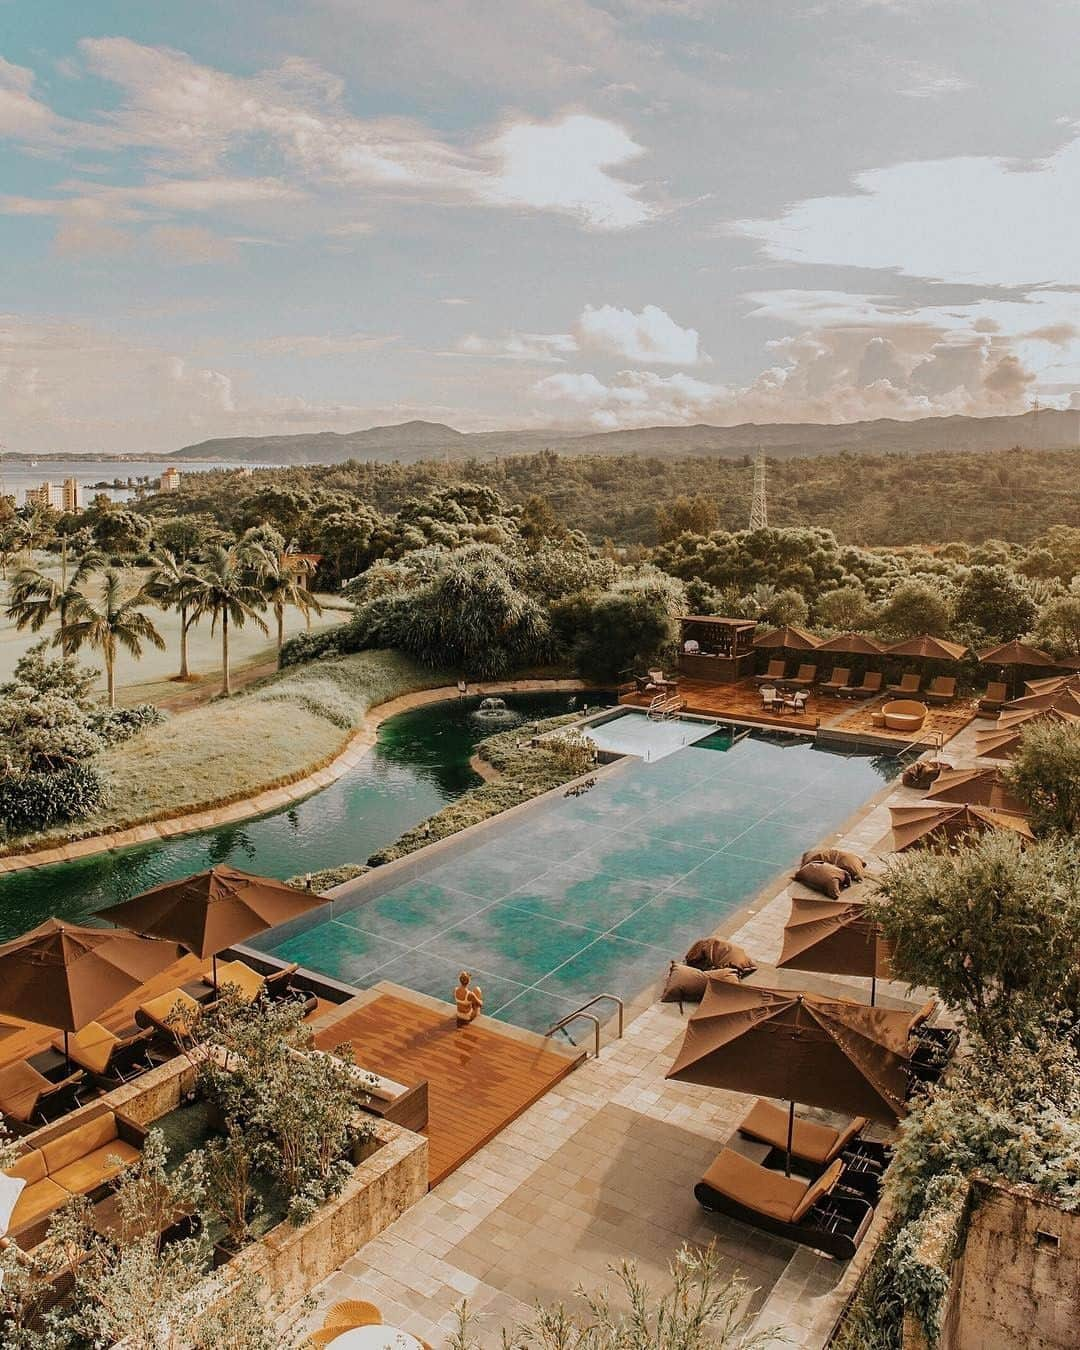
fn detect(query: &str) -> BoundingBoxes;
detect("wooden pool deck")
[619,677,979,745]
[313,983,586,1188]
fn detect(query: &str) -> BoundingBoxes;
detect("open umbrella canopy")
[925,766,1029,815]
[96,864,324,961]
[667,978,911,1123]
[885,635,969,661]
[778,895,892,981]
[1005,680,1080,715]
[0,919,183,1033]
[752,624,820,651]
[812,632,886,656]
[977,640,1057,668]
[889,802,1034,851]
[976,705,1080,759]
[1022,673,1080,698]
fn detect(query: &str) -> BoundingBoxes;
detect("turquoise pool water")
[261,730,902,1035]
[0,691,608,941]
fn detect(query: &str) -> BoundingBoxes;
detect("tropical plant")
[247,545,324,663]
[568,570,684,681]
[867,833,1080,1048]
[146,546,203,681]
[203,1123,261,1252]
[57,568,166,706]
[1003,719,1080,835]
[6,545,105,654]
[448,1244,774,1350]
[186,545,268,695]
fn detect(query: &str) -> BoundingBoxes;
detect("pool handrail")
[545,993,624,1058]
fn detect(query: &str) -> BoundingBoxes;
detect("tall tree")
[58,570,166,707]
[145,547,202,681]
[187,546,268,696]
[244,539,324,663]
[6,547,105,654]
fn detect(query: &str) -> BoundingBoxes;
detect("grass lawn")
[0,559,348,706]
[1,649,455,854]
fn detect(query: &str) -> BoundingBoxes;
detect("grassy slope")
[1,650,454,855]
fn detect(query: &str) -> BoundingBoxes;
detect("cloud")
[243,333,398,356]
[0,57,56,138]
[481,114,654,230]
[457,332,578,362]
[145,224,237,264]
[577,302,703,363]
[733,123,1080,287]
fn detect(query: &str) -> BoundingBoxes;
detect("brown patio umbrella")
[667,978,912,1173]
[978,640,1058,698]
[752,625,820,651]
[925,766,1029,816]
[1022,672,1080,698]
[0,919,183,1064]
[777,895,892,1003]
[813,632,885,656]
[975,705,1080,759]
[1005,680,1080,715]
[97,864,324,986]
[885,635,969,661]
[888,802,1035,851]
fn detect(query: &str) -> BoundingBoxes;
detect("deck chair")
[782,663,817,689]
[886,672,922,696]
[0,1060,87,1131]
[135,988,204,1044]
[737,1100,886,1174]
[818,667,850,696]
[694,1149,874,1260]
[925,676,957,705]
[978,681,1008,713]
[754,659,787,686]
[841,671,883,699]
[906,997,960,1063]
[49,1022,156,1088]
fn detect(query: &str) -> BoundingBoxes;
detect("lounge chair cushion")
[661,962,708,1005]
[50,1140,140,1196]
[140,988,201,1035]
[41,1112,119,1175]
[699,1148,808,1223]
[214,960,266,1003]
[51,1022,117,1075]
[792,1159,845,1222]
[794,862,849,899]
[0,1060,53,1123]
[6,1148,47,1185]
[801,848,867,881]
[740,1099,868,1166]
[683,938,757,973]
[9,1177,67,1234]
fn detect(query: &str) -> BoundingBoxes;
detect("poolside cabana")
[924,766,1029,815]
[978,639,1059,699]
[752,624,820,652]
[888,802,1035,851]
[814,632,885,658]
[677,616,758,683]
[885,634,968,663]
[777,894,892,1003]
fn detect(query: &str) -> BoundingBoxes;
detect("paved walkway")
[294,719,980,1348]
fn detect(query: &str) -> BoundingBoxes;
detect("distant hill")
[174,409,1080,466]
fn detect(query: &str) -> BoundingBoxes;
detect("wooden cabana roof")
[680,616,758,629]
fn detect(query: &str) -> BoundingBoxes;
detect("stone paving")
[294,720,986,1349]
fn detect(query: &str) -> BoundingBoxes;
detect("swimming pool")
[260,729,902,1035]
[0,691,610,941]
[581,709,717,761]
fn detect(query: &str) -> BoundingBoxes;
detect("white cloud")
[576,302,703,363]
[0,57,56,138]
[244,333,398,356]
[733,123,1080,287]
[458,332,578,362]
[481,115,654,230]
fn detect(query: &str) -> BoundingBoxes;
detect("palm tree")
[58,570,166,706]
[187,546,268,696]
[145,547,202,681]
[7,547,106,654]
[248,547,324,664]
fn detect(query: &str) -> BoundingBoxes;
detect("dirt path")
[155,658,279,713]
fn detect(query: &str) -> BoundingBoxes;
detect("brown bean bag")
[683,938,757,974]
[801,847,867,881]
[794,861,849,900]
[661,963,740,1012]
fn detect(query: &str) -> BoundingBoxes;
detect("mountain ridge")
[174,409,1080,466]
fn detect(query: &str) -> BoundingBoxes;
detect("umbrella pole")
[64,1029,71,1073]
[212,953,218,992]
[785,1100,795,1178]
[871,975,877,1007]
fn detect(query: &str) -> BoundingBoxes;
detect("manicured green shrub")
[0,762,105,834]
[88,702,166,745]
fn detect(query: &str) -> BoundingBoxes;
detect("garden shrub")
[279,625,347,667]
[88,702,166,745]
[0,762,105,834]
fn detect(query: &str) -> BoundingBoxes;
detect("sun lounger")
[694,1148,874,1260]
[48,1023,156,1088]
[978,681,1008,714]
[0,1061,88,1132]
[841,671,883,699]
[754,659,787,687]
[135,988,204,1043]
[204,959,317,1013]
[780,663,817,690]
[737,1100,886,1174]
[886,673,922,696]
[819,667,851,696]
[925,676,957,706]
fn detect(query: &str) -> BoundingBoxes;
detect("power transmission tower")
[748,451,768,530]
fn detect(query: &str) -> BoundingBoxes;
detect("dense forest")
[139,447,1077,548]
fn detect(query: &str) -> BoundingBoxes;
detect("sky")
[2,0,1080,452]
